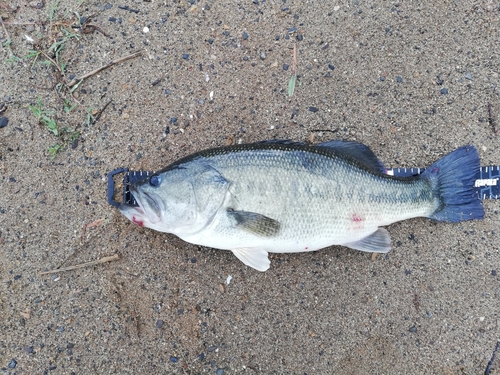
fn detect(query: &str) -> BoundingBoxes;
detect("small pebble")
[380,77,385,82]
[0,117,8,128]
[143,26,149,33]
[409,326,417,333]
[396,76,403,83]
[440,88,448,95]
[288,27,297,33]
[24,346,33,354]
[464,72,473,80]
[169,117,177,124]
[170,356,178,363]
[260,51,266,60]
[309,107,319,113]
[492,270,497,276]
[9,359,17,369]
[242,31,248,40]
[198,353,205,361]
[156,320,164,328]
[216,369,224,375]
[283,64,289,71]
[328,64,335,70]
[296,33,303,41]
[109,17,116,22]
[182,54,189,60]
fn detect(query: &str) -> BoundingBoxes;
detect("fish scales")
[118,140,484,271]
[201,148,434,249]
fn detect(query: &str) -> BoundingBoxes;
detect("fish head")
[119,167,199,233]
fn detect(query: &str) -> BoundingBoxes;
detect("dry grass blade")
[39,254,120,275]
[288,42,297,97]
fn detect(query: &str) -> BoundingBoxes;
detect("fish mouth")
[118,202,145,219]
[131,186,163,224]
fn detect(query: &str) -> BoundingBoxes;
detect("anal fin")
[343,228,391,253]
[231,247,270,271]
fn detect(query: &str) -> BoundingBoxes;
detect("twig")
[81,217,106,240]
[0,19,14,58]
[67,50,143,87]
[310,128,339,133]
[82,23,111,38]
[487,102,498,136]
[485,341,500,375]
[39,254,120,275]
[91,100,111,125]
[1,22,38,25]
[40,50,62,74]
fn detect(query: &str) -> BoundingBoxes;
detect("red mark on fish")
[351,213,364,230]
[352,214,363,223]
[132,216,144,227]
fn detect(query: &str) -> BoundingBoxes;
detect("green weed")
[48,144,63,159]
[28,97,58,136]
[63,99,77,113]
[86,108,95,126]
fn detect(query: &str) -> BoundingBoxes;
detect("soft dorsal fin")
[231,247,270,271]
[316,140,385,173]
[227,209,281,237]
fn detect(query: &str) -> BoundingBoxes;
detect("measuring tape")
[107,166,500,207]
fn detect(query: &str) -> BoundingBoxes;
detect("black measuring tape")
[107,166,500,208]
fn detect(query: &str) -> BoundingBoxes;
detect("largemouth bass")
[118,140,484,271]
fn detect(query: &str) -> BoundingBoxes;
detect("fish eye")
[149,174,161,187]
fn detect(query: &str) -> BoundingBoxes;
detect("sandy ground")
[1,0,499,374]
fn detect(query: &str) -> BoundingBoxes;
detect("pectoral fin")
[344,228,391,253]
[232,247,270,271]
[227,209,281,237]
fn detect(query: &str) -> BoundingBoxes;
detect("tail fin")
[422,146,484,222]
